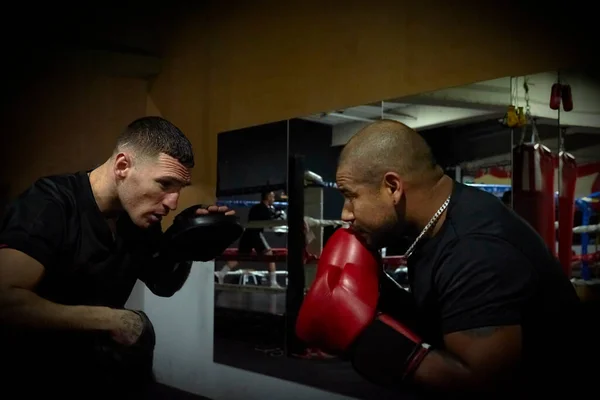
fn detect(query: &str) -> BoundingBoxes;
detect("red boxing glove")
[296,228,430,385]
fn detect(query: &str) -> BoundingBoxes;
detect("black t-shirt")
[405,182,583,394]
[0,171,161,381]
[248,202,273,222]
[243,202,274,235]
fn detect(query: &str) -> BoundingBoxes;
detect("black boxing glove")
[129,310,156,354]
[350,314,431,386]
[160,204,243,262]
[94,310,156,383]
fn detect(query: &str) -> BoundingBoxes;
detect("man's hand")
[195,205,235,216]
[109,310,145,346]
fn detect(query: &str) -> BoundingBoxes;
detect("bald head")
[338,119,439,186]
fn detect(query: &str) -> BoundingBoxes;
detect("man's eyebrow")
[159,176,191,187]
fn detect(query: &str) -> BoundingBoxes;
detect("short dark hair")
[115,116,195,168]
[261,190,273,201]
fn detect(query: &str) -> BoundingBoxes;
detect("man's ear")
[383,172,404,205]
[113,153,132,179]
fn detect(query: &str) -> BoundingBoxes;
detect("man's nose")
[341,206,354,223]
[163,192,179,211]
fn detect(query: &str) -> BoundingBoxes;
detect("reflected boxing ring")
[212,217,410,314]
[213,217,336,316]
[213,169,338,318]
[560,192,600,283]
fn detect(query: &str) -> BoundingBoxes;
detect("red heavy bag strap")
[558,151,577,277]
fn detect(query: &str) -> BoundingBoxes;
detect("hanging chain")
[524,79,531,119]
[520,77,540,144]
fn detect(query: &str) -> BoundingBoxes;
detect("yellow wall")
[2,1,590,226]
[1,65,148,195]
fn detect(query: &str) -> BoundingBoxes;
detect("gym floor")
[146,383,211,399]
[213,306,413,400]
[158,290,600,400]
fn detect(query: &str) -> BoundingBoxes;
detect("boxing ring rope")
[573,192,600,281]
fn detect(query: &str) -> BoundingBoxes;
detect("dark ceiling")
[421,118,600,168]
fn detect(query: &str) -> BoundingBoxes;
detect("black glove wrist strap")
[130,310,156,351]
[351,318,431,386]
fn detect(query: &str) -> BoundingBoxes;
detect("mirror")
[213,120,289,368]
[213,68,600,399]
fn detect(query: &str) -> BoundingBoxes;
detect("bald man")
[301,120,583,398]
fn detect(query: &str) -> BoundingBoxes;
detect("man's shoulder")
[16,172,84,208]
[447,183,541,245]
[433,233,531,282]
[440,232,521,256]
[450,184,509,227]
[1,172,87,227]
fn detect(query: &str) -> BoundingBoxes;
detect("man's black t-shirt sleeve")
[435,235,536,334]
[0,196,66,269]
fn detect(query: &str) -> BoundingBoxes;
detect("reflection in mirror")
[212,120,289,369]
[213,67,600,399]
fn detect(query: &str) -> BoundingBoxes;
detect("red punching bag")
[558,151,577,277]
[512,141,556,255]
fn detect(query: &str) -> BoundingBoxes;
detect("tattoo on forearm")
[119,312,143,344]
[461,326,501,338]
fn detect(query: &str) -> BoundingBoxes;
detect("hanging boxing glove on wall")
[549,83,562,110]
[561,84,573,112]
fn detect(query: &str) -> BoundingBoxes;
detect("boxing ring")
[570,192,600,282]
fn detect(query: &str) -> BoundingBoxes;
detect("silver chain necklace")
[383,195,451,290]
[402,195,451,259]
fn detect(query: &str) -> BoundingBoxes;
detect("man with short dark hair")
[0,116,234,397]
[297,119,583,398]
[218,190,281,287]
